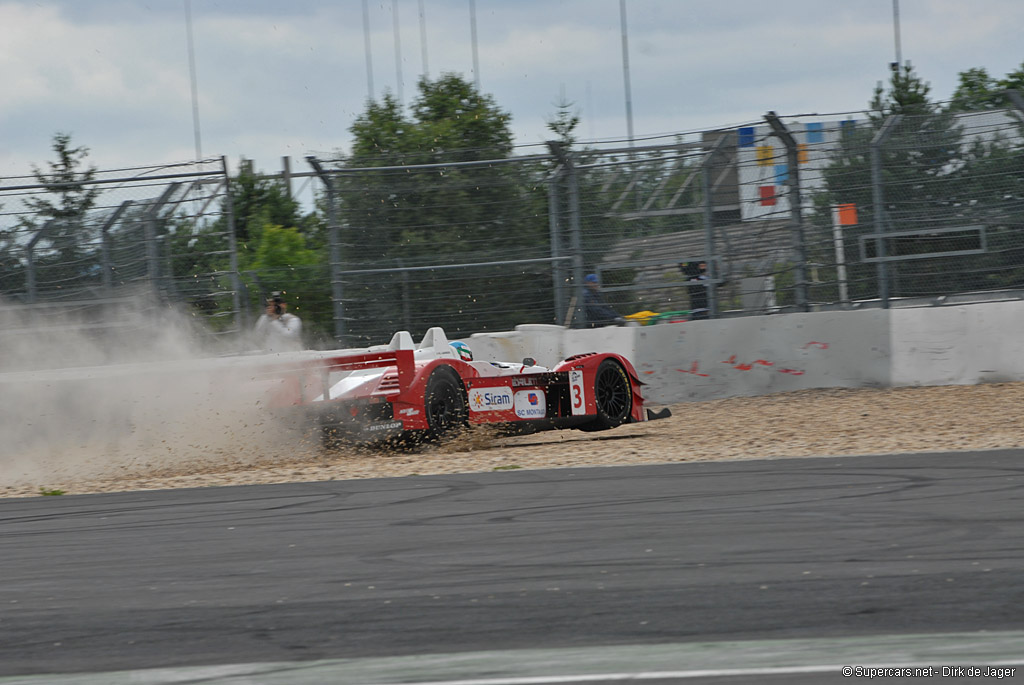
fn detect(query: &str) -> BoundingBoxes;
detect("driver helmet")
[449,340,473,361]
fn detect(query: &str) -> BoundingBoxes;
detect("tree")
[229,161,304,245]
[948,67,1003,112]
[810,63,970,301]
[997,61,1024,94]
[947,63,1024,112]
[19,132,100,264]
[546,96,581,149]
[410,73,513,159]
[869,63,936,119]
[336,73,551,342]
[164,161,328,335]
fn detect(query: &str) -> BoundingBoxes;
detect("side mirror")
[521,357,537,367]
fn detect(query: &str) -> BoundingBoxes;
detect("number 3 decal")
[570,370,586,415]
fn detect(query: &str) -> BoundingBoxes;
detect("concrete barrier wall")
[890,301,1024,386]
[632,310,892,404]
[467,300,1024,405]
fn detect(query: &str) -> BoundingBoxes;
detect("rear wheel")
[423,366,468,442]
[581,359,633,431]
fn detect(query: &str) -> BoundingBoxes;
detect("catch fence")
[307,98,1023,344]
[2,98,1023,351]
[0,158,245,346]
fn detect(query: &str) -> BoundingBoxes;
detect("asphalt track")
[1,449,1024,684]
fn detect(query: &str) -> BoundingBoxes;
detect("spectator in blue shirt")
[583,274,624,327]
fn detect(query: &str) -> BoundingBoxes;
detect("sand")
[5,382,1022,499]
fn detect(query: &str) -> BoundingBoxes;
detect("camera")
[268,292,284,316]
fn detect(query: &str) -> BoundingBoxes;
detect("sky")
[0,0,1022,185]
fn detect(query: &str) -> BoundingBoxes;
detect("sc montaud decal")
[468,387,514,412]
[513,389,546,419]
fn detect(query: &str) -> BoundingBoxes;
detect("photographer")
[681,261,710,320]
[253,291,303,352]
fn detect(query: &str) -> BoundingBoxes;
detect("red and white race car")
[268,327,670,446]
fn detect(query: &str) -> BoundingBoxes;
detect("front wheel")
[580,359,633,431]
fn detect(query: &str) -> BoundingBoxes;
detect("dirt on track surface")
[5,383,1024,499]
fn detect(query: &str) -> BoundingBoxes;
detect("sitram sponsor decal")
[468,387,514,412]
[514,389,546,419]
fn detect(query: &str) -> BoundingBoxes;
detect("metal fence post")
[307,157,346,343]
[144,182,180,295]
[701,135,728,318]
[395,258,412,331]
[546,141,584,326]
[24,220,57,304]
[567,156,585,327]
[1006,89,1024,115]
[100,200,131,293]
[765,111,808,311]
[220,157,243,333]
[547,169,565,324]
[870,115,902,309]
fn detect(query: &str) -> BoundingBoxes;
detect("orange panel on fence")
[837,203,858,225]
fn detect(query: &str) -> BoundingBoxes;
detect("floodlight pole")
[362,0,375,101]
[469,0,480,89]
[619,0,635,150]
[892,0,902,69]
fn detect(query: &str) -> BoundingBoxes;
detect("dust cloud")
[0,295,322,494]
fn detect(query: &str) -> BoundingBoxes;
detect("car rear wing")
[306,349,416,402]
[252,348,416,407]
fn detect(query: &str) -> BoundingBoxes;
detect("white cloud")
[0,0,1021,179]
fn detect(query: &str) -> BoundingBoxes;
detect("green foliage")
[546,96,581,148]
[239,224,334,341]
[869,63,935,119]
[809,62,1024,302]
[948,62,1024,112]
[229,164,304,245]
[350,74,513,166]
[38,487,65,496]
[161,161,332,337]
[19,132,100,263]
[999,62,1024,93]
[336,73,551,343]
[246,225,319,271]
[948,67,1004,112]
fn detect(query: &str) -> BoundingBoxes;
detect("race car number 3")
[569,370,586,415]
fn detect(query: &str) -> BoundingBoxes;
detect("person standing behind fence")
[681,261,710,320]
[253,291,303,352]
[583,274,624,328]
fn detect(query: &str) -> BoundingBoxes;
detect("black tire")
[581,359,633,431]
[423,366,468,442]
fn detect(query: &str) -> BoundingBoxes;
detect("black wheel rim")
[595,365,630,420]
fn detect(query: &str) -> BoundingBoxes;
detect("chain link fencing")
[0,159,242,361]
[2,100,1022,353]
